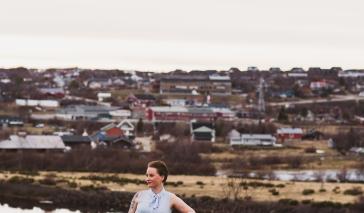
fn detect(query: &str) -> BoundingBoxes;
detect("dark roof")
[111,136,133,146]
[193,132,213,141]
[191,122,214,130]
[93,132,132,146]
[208,103,228,108]
[134,94,156,101]
[0,116,23,124]
[162,88,193,93]
[61,135,92,143]
[161,75,208,81]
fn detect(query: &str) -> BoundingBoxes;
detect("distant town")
[2,66,364,211]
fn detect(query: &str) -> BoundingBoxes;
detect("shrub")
[8,176,34,184]
[80,185,108,192]
[18,170,40,176]
[301,199,312,205]
[276,184,285,188]
[39,177,57,186]
[269,188,279,196]
[80,175,144,186]
[289,156,303,169]
[302,189,315,195]
[333,186,341,194]
[311,201,343,208]
[279,199,299,206]
[68,181,78,188]
[343,187,363,196]
[196,181,205,186]
[304,147,317,153]
[319,188,327,193]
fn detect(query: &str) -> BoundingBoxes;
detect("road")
[269,95,364,107]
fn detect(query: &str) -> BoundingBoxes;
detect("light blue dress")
[135,188,172,213]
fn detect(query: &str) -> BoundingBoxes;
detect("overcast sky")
[0,0,363,72]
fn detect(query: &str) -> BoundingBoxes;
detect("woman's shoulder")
[135,189,150,197]
[163,190,177,199]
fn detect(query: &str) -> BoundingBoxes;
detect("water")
[0,203,80,212]
[251,169,364,182]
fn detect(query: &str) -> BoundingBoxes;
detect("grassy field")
[0,171,363,204]
[203,140,360,171]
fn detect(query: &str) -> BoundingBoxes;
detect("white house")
[0,135,66,151]
[191,122,215,142]
[229,130,276,146]
[16,99,60,108]
[97,92,112,102]
[116,119,135,139]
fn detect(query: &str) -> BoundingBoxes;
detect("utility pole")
[257,78,266,115]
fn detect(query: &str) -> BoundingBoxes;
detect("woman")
[128,160,196,213]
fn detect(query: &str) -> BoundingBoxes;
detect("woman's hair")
[148,160,169,183]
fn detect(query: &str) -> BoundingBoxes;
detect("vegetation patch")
[7,176,34,184]
[302,189,315,195]
[80,175,144,186]
[343,187,363,196]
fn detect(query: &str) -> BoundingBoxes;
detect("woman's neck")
[151,184,164,194]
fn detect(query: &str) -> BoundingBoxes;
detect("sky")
[0,0,363,72]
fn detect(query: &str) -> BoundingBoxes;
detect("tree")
[277,107,288,122]
[137,118,144,136]
[222,177,245,200]
[68,80,80,90]
[300,107,308,118]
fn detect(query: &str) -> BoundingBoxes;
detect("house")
[0,135,65,151]
[61,135,92,148]
[109,109,132,119]
[87,78,112,89]
[191,122,215,142]
[39,88,65,98]
[163,98,187,106]
[230,133,276,146]
[127,93,156,108]
[134,136,155,152]
[100,123,124,137]
[247,66,259,72]
[131,107,147,119]
[349,147,364,155]
[228,129,241,144]
[16,99,60,108]
[287,68,307,78]
[310,80,333,91]
[338,70,364,78]
[147,106,213,122]
[147,106,234,122]
[92,132,133,149]
[159,134,176,143]
[0,73,11,84]
[56,105,120,121]
[354,115,364,124]
[159,74,232,95]
[97,92,112,102]
[117,119,135,139]
[0,116,24,127]
[277,128,303,141]
[302,129,323,140]
[99,120,135,139]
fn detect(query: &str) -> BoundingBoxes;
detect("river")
[0,203,80,212]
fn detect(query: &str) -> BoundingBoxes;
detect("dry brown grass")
[204,140,358,171]
[1,171,363,204]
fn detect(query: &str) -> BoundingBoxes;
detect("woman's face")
[146,167,164,188]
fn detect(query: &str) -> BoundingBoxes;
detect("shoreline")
[1,181,364,213]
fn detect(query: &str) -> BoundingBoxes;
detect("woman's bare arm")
[128,192,139,213]
[171,194,196,213]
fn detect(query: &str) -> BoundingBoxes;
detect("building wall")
[160,80,231,95]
